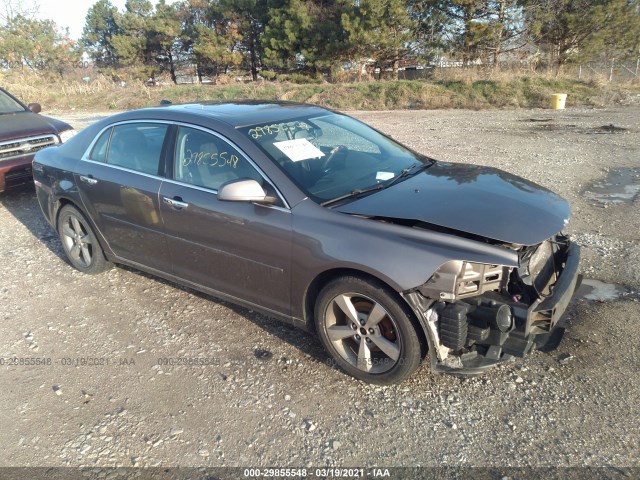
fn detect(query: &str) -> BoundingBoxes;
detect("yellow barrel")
[550,93,567,110]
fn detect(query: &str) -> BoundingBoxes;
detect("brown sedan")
[33,101,580,384]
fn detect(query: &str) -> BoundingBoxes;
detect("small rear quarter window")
[89,128,112,162]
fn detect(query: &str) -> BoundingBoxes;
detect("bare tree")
[0,0,39,25]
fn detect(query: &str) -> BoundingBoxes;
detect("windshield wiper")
[320,183,386,207]
[321,160,435,207]
[385,161,433,188]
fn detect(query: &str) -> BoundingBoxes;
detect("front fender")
[290,199,519,318]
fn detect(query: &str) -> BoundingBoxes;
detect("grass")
[1,69,638,113]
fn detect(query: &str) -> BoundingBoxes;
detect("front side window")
[0,90,25,114]
[173,126,262,191]
[239,113,428,204]
[106,123,168,175]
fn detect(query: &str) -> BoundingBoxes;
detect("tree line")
[1,0,639,82]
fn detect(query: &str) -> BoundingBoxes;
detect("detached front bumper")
[405,239,581,375]
[525,242,581,335]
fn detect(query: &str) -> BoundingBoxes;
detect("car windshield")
[239,113,431,204]
[0,90,26,114]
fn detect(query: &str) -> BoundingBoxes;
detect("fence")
[575,59,640,83]
[388,59,640,84]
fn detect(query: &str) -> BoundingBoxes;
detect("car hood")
[335,162,571,246]
[0,111,71,142]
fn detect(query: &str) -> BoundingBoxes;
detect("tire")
[57,205,111,274]
[315,275,423,384]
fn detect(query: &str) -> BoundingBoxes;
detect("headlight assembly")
[420,260,509,301]
[58,129,77,143]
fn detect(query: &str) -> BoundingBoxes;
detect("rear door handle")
[163,196,189,209]
[79,175,98,185]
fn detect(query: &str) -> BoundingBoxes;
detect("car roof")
[135,100,332,128]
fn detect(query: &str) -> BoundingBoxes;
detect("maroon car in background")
[0,87,76,192]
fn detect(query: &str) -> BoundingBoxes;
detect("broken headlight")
[419,260,510,301]
[517,235,569,297]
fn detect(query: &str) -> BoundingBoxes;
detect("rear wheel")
[57,205,110,274]
[315,276,423,384]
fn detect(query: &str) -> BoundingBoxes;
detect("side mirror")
[28,103,42,114]
[218,178,276,205]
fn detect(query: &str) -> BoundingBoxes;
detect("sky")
[33,0,128,40]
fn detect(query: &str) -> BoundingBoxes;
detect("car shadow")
[116,264,329,366]
[0,185,68,262]
[1,188,328,367]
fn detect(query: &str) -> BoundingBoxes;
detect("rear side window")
[106,123,168,175]
[89,128,111,162]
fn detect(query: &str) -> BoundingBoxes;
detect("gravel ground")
[1,106,639,473]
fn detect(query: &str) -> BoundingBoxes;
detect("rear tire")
[57,205,110,274]
[315,275,423,384]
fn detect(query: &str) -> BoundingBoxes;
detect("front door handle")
[163,196,189,209]
[79,175,98,185]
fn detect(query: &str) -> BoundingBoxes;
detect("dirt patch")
[592,123,628,134]
[585,167,640,205]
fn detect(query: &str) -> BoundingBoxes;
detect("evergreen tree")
[427,1,499,63]
[148,0,182,83]
[192,2,243,78]
[177,0,242,82]
[522,0,640,68]
[342,0,415,78]
[262,0,313,71]
[408,0,450,62]
[110,0,155,80]
[487,0,525,64]
[221,0,268,81]
[82,0,122,68]
[66,0,640,81]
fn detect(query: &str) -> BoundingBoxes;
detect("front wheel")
[57,205,111,274]
[315,276,423,384]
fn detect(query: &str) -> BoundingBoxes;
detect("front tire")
[315,276,423,384]
[57,205,110,274]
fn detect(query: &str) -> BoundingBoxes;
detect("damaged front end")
[403,233,581,375]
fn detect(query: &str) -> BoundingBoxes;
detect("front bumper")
[0,154,35,192]
[405,241,581,375]
[525,242,582,335]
